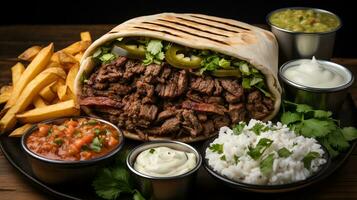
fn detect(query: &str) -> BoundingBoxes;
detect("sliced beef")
[186,90,204,102]
[157,109,177,122]
[213,115,231,129]
[182,100,227,115]
[139,104,158,121]
[246,90,273,120]
[136,81,154,97]
[108,83,132,96]
[123,60,145,79]
[207,96,224,105]
[224,92,241,103]
[144,64,162,83]
[156,70,187,98]
[228,103,247,124]
[96,57,127,83]
[94,106,122,116]
[79,97,123,108]
[190,76,215,95]
[197,113,207,122]
[146,117,181,135]
[182,110,202,136]
[202,120,215,136]
[220,79,244,101]
[213,79,223,96]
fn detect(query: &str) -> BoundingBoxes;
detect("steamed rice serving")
[205,119,326,185]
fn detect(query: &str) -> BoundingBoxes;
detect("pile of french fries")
[0,32,92,136]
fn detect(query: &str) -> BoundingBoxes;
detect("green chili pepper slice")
[211,69,241,78]
[165,45,202,69]
[115,39,146,59]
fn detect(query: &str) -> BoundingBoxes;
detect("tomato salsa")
[26,118,121,161]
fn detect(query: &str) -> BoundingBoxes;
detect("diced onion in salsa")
[26,118,120,161]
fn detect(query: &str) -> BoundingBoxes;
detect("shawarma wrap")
[74,13,282,142]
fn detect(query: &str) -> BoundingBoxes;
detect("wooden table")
[0,25,357,200]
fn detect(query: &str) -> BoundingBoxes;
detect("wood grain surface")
[0,25,357,200]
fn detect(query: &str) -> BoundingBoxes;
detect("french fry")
[80,31,92,42]
[58,51,77,67]
[18,46,42,61]
[74,52,83,62]
[5,43,54,109]
[8,123,33,137]
[33,96,47,108]
[46,61,63,69]
[16,100,80,123]
[39,82,56,102]
[0,67,63,133]
[11,62,25,87]
[61,41,90,55]
[50,52,60,63]
[66,63,79,94]
[50,79,65,93]
[43,67,67,80]
[0,86,13,104]
[57,84,68,101]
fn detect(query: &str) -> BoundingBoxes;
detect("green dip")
[269,9,340,33]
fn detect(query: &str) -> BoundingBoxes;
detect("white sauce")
[134,146,196,177]
[283,57,346,88]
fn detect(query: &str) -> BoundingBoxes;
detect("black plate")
[1,95,356,199]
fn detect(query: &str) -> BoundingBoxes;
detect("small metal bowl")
[202,137,331,193]
[126,141,202,200]
[266,7,342,62]
[279,59,354,113]
[21,116,125,184]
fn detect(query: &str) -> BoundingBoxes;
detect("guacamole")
[269,9,340,33]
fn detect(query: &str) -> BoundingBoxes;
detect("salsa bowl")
[21,117,125,184]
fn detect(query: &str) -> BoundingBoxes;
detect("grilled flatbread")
[75,13,282,142]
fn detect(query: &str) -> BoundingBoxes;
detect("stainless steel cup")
[267,7,342,62]
[279,59,354,114]
[126,141,202,200]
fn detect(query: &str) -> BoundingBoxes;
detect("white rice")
[205,119,326,185]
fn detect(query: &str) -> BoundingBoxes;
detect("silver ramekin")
[279,59,354,113]
[267,7,342,62]
[126,141,202,200]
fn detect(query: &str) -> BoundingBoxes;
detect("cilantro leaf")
[220,155,226,161]
[234,155,239,165]
[296,104,313,113]
[218,58,231,68]
[248,138,273,160]
[327,129,350,151]
[298,119,334,138]
[260,154,275,176]
[200,55,220,73]
[303,152,320,169]
[143,40,165,65]
[319,138,339,158]
[342,127,357,141]
[249,123,267,135]
[278,147,292,158]
[242,77,251,89]
[313,110,332,119]
[233,122,246,135]
[149,149,155,154]
[281,111,301,125]
[209,143,224,154]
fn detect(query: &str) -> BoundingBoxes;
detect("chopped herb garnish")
[278,147,292,158]
[260,153,275,176]
[47,128,53,136]
[250,123,267,135]
[303,151,320,169]
[86,120,98,126]
[209,143,224,154]
[149,149,155,154]
[53,138,63,146]
[233,155,239,165]
[220,155,226,161]
[94,128,101,136]
[233,122,246,135]
[90,137,102,152]
[247,138,273,160]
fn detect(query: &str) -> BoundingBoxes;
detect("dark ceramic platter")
[0,95,356,200]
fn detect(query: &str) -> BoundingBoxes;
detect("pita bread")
[75,13,282,142]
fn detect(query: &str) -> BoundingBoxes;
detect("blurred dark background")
[0,0,355,57]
